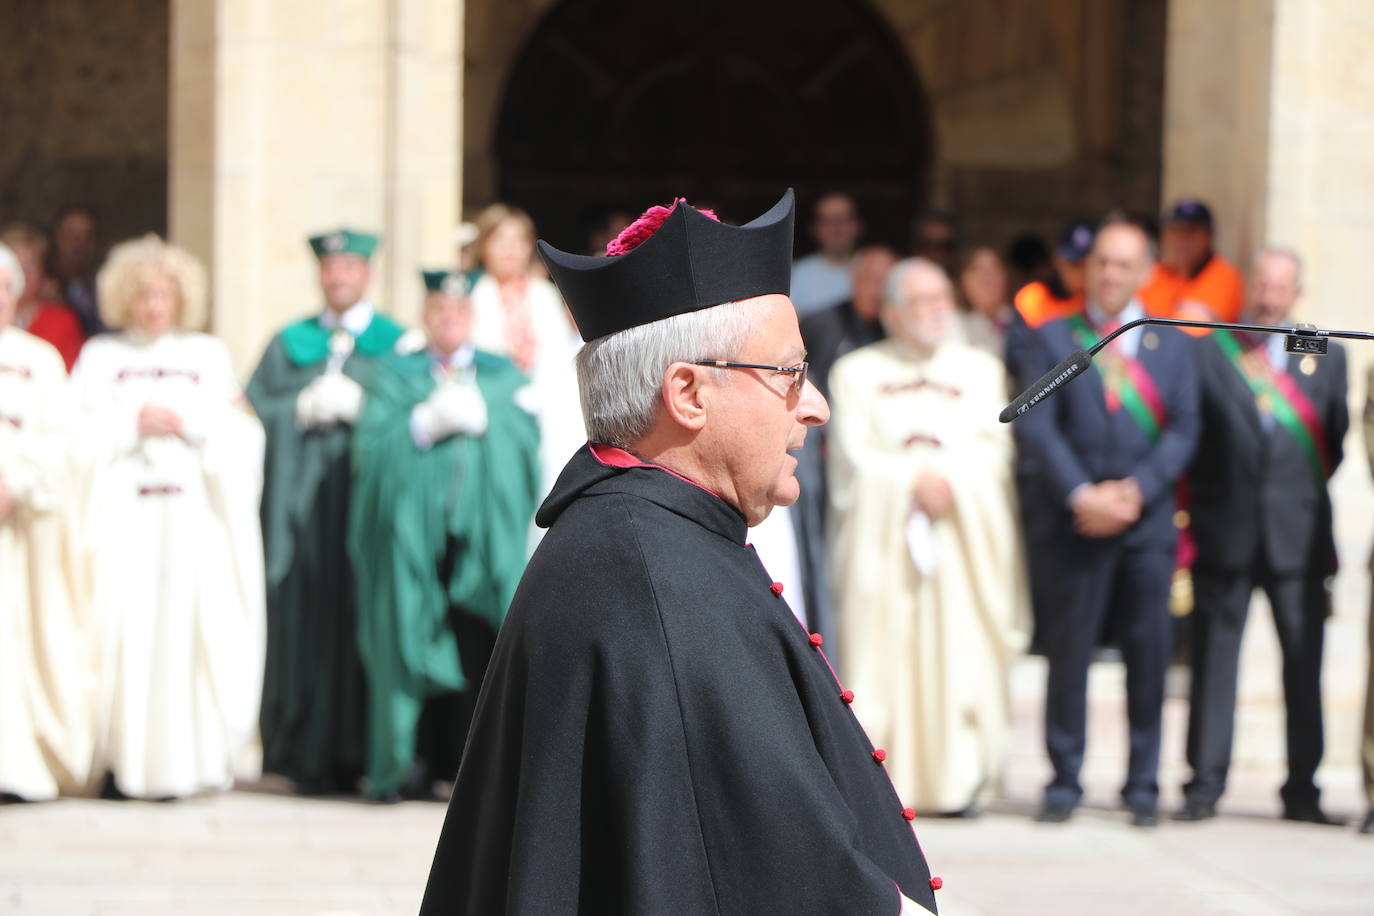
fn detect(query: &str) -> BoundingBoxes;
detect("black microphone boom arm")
[1000,316,1374,424]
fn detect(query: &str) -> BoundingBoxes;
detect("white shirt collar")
[429,343,475,371]
[1085,298,1144,330]
[1085,298,1145,359]
[1266,329,1288,370]
[320,300,375,336]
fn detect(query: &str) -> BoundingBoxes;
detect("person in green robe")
[348,270,540,801]
[246,228,404,794]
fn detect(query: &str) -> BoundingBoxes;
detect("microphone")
[999,349,1093,423]
[999,316,1374,423]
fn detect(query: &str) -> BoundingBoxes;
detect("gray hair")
[0,243,24,301]
[1254,246,1304,285]
[883,256,949,310]
[576,299,759,447]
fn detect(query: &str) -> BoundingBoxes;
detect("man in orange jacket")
[1140,199,1243,330]
[1014,220,1092,330]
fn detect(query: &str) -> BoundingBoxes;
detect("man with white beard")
[829,258,1028,816]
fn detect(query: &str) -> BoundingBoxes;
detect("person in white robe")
[829,256,1029,815]
[70,235,266,799]
[467,205,584,493]
[0,242,92,802]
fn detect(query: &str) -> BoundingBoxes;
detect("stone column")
[1164,0,1374,331]
[1160,0,1274,268]
[170,0,462,375]
[1264,0,1374,337]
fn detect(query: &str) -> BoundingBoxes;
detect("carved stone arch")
[494,0,933,252]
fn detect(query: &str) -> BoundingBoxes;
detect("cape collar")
[536,443,748,545]
[589,443,723,498]
[280,308,402,366]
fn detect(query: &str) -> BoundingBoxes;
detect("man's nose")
[797,378,830,426]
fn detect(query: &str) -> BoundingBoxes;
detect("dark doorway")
[496,0,932,255]
[0,0,169,241]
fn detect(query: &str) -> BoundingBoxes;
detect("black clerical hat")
[538,189,796,342]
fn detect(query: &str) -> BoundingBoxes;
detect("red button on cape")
[808,632,823,648]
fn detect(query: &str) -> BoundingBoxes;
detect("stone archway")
[493,0,932,252]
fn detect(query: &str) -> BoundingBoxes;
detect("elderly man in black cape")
[419,191,941,915]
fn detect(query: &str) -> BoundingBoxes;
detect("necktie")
[1100,319,1122,413]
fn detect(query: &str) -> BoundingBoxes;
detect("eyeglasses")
[692,359,809,394]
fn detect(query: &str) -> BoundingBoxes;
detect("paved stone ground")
[3,649,1370,916]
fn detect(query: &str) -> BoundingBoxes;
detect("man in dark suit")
[1177,247,1348,825]
[1014,218,1200,827]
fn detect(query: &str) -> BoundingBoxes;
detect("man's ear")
[661,362,709,432]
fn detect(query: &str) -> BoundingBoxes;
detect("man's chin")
[769,477,801,510]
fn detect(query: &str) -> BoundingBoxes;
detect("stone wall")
[1161,0,1273,269]
[0,0,169,242]
[463,0,1165,253]
[169,0,461,374]
[462,0,553,222]
[876,0,1166,246]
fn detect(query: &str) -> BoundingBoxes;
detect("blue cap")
[1056,221,1095,263]
[1163,198,1214,228]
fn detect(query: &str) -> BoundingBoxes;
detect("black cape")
[420,444,937,915]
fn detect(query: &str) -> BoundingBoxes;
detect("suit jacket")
[1013,317,1201,551]
[1189,337,1347,577]
[799,300,885,399]
[1006,310,1057,535]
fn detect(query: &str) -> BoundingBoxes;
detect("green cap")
[421,269,473,297]
[308,228,380,260]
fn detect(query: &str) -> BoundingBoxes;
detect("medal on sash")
[1213,329,1330,483]
[1065,315,1166,438]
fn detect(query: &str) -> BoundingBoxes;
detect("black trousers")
[1017,472,1060,656]
[1041,540,1174,809]
[414,605,499,787]
[1184,562,1327,808]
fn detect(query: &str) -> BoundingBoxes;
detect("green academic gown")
[348,349,540,796]
[246,312,404,792]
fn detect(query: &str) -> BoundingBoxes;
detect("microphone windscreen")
[999,348,1094,423]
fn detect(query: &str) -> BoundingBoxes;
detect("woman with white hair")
[70,235,266,799]
[0,242,91,802]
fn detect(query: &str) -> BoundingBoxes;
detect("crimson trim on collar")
[588,443,724,500]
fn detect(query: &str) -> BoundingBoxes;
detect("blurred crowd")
[2,192,1372,835]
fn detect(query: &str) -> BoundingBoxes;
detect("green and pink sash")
[1065,315,1167,441]
[1211,329,1331,484]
